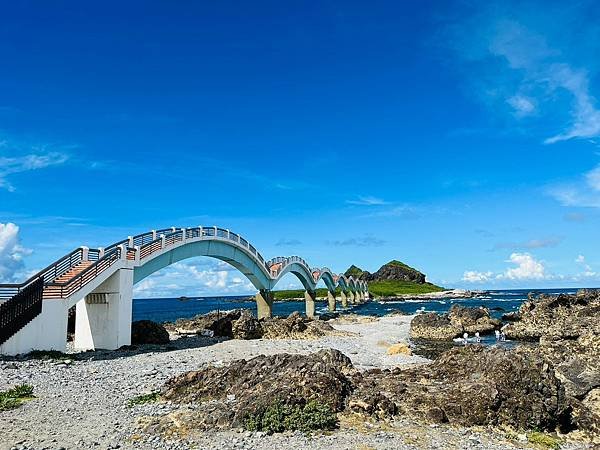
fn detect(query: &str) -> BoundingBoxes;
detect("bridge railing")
[43,247,123,299]
[0,247,85,300]
[136,226,269,271]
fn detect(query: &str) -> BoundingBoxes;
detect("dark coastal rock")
[350,346,568,430]
[409,306,499,341]
[448,304,500,334]
[161,349,355,429]
[501,311,520,322]
[231,311,263,340]
[503,290,600,341]
[165,310,243,337]
[410,312,461,340]
[131,320,170,345]
[499,290,600,435]
[261,311,338,339]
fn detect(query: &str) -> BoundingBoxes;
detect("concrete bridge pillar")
[327,291,336,312]
[256,289,273,319]
[74,267,133,351]
[305,290,316,318]
[348,290,355,304]
[340,291,348,308]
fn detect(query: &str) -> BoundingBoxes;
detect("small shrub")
[0,384,35,411]
[243,400,338,434]
[127,392,160,407]
[527,432,561,449]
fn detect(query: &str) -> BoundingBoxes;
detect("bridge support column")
[256,290,273,319]
[305,290,316,318]
[348,290,355,304]
[74,267,133,351]
[340,291,348,308]
[0,300,68,356]
[327,291,336,312]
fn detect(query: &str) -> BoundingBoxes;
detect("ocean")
[133,287,581,323]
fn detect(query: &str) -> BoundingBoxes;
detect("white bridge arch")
[0,226,369,356]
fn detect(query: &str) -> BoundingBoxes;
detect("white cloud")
[0,223,32,282]
[346,196,388,206]
[507,95,536,117]
[575,254,596,278]
[499,252,547,280]
[462,270,493,283]
[0,152,69,192]
[132,258,256,298]
[462,252,548,284]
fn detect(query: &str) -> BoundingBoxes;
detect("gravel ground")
[0,315,593,450]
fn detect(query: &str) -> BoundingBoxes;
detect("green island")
[272,260,444,299]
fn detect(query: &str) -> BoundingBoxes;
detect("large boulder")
[410,306,499,341]
[165,310,243,337]
[448,305,500,334]
[131,320,170,345]
[232,310,263,340]
[410,312,461,340]
[161,349,355,429]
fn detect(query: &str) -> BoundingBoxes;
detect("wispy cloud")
[328,236,386,247]
[546,163,600,208]
[275,238,302,246]
[563,212,586,222]
[443,0,600,144]
[346,196,388,206]
[0,152,69,192]
[492,236,563,251]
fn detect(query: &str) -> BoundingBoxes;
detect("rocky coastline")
[1,290,599,449]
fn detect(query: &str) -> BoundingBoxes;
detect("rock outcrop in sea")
[409,305,500,340]
[345,260,427,284]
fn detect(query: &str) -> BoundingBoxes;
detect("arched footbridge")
[0,226,369,355]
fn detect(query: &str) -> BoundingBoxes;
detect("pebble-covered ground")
[0,315,593,449]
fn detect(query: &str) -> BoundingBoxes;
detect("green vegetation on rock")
[127,392,160,407]
[343,265,364,278]
[244,399,338,434]
[368,280,444,297]
[527,432,561,449]
[0,384,35,411]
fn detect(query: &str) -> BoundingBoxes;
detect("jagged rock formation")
[165,310,341,340]
[501,289,600,436]
[410,305,500,340]
[150,346,590,435]
[160,349,355,430]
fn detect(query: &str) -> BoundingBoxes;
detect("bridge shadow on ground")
[1,335,227,363]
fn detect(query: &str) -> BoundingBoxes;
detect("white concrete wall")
[74,267,133,351]
[0,300,68,356]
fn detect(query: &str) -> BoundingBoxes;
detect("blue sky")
[1,0,600,296]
